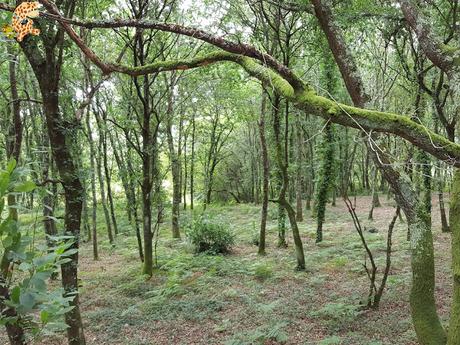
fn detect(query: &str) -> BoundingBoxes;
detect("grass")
[2,195,453,345]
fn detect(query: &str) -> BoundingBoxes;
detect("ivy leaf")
[10,286,20,304]
[0,172,9,196]
[2,236,13,248]
[13,181,36,193]
[40,310,50,323]
[33,253,56,268]
[18,262,32,271]
[19,292,36,313]
[6,159,16,174]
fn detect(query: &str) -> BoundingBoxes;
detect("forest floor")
[4,195,454,345]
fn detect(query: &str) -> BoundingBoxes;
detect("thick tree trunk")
[42,87,86,345]
[448,169,460,345]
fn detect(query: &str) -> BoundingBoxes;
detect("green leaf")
[0,172,9,196]
[33,253,56,268]
[13,181,36,193]
[2,236,13,248]
[40,310,50,323]
[19,291,36,313]
[6,159,16,174]
[10,286,20,303]
[18,262,32,271]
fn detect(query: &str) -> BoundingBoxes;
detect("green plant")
[251,263,273,281]
[0,159,75,338]
[312,300,360,331]
[224,322,289,344]
[185,215,235,254]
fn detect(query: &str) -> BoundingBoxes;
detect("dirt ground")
[1,194,454,345]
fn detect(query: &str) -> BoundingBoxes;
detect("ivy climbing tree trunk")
[448,168,460,345]
[315,122,335,243]
[272,96,305,270]
[295,114,304,222]
[258,90,269,255]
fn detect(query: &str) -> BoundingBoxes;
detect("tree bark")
[295,115,304,222]
[166,86,181,239]
[85,110,99,261]
[258,90,269,255]
[448,169,460,345]
[272,97,305,269]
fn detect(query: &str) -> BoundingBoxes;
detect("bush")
[185,215,235,254]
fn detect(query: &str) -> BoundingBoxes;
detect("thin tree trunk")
[86,111,99,261]
[190,112,196,210]
[94,114,114,245]
[273,98,305,269]
[166,87,181,239]
[1,47,26,345]
[258,91,269,255]
[295,115,304,222]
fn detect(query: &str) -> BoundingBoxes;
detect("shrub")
[185,215,235,254]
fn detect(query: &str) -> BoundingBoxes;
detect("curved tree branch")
[1,0,460,166]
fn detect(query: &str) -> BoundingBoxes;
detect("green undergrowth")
[49,201,423,344]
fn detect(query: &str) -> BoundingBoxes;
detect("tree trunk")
[258,91,269,255]
[448,168,460,344]
[190,112,196,210]
[95,118,114,245]
[315,122,335,243]
[42,90,86,345]
[166,88,181,239]
[85,111,99,261]
[272,98,305,269]
[1,47,26,345]
[295,115,304,222]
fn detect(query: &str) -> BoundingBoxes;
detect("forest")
[1,0,460,344]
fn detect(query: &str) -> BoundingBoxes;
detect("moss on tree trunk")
[448,169,460,344]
